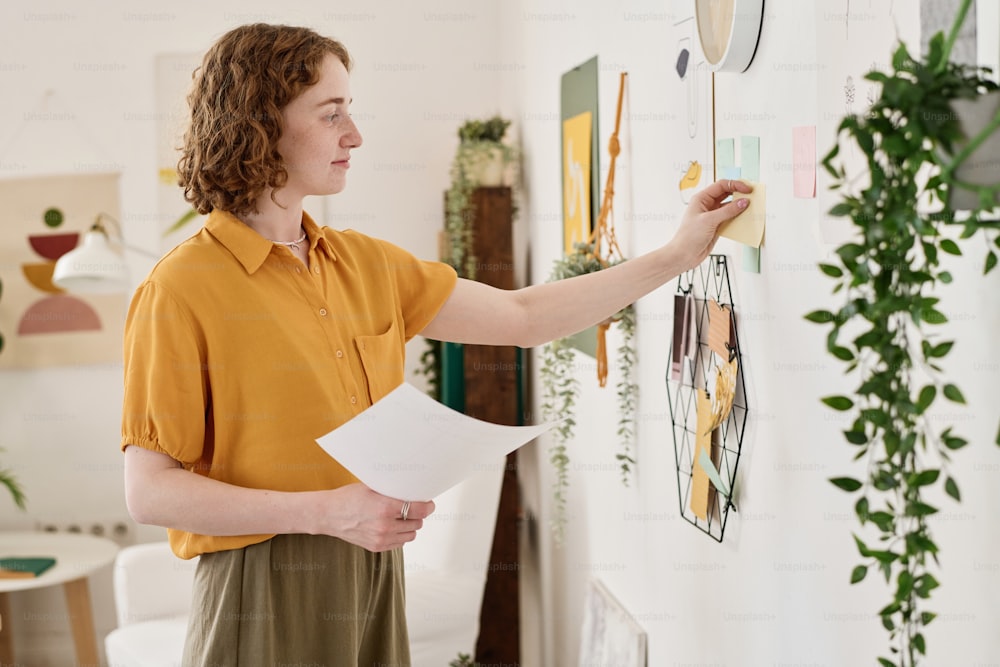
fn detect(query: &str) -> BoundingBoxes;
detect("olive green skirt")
[182,534,409,666]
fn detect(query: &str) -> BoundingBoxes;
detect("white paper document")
[316,382,556,501]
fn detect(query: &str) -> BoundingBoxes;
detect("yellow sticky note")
[720,182,766,248]
[690,391,715,521]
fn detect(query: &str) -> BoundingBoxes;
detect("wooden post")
[457,187,522,666]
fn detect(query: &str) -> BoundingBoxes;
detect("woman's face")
[276,53,363,199]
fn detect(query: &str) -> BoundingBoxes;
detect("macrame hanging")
[590,71,628,387]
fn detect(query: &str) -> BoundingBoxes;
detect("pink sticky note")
[793,126,816,198]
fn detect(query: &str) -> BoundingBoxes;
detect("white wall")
[0,1,503,663]
[499,1,1000,666]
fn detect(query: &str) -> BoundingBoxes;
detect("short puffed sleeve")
[120,281,209,464]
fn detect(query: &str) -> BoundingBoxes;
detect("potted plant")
[1,453,27,510]
[809,1,999,664]
[419,117,518,404]
[445,116,517,280]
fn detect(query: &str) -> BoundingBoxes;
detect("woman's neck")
[239,191,304,243]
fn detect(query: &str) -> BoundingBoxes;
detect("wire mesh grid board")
[665,254,749,542]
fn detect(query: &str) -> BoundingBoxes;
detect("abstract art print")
[0,173,124,368]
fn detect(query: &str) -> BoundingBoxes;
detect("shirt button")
[350,395,357,405]
[295,267,301,274]
[314,267,320,274]
[319,308,327,316]
[336,350,344,358]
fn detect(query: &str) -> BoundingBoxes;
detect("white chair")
[103,463,505,667]
[104,541,198,667]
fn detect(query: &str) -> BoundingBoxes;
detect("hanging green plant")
[809,2,1000,664]
[539,242,638,540]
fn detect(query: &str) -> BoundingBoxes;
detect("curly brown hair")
[177,24,352,216]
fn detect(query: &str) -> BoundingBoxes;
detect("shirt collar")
[205,209,337,274]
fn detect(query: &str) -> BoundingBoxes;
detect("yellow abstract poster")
[562,111,592,255]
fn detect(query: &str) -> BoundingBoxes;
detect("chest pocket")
[354,320,405,403]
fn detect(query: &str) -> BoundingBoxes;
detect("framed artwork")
[559,56,601,358]
[578,578,647,667]
[560,56,601,255]
[0,173,124,369]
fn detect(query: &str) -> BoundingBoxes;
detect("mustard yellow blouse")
[121,210,457,559]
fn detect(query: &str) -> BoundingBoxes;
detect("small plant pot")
[949,89,1000,210]
[472,145,507,187]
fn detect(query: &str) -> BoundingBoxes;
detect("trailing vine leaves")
[539,336,578,541]
[810,7,1000,665]
[615,305,638,484]
[539,242,640,540]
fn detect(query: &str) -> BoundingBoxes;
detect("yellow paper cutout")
[679,161,702,191]
[690,391,715,521]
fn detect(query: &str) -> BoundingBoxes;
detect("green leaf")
[855,497,870,522]
[819,263,844,278]
[830,476,863,492]
[911,469,940,487]
[916,385,936,413]
[914,633,926,654]
[854,534,872,557]
[804,310,835,324]
[928,341,954,358]
[897,570,914,600]
[915,573,940,598]
[869,511,894,532]
[943,384,966,404]
[940,239,962,255]
[907,502,938,517]
[921,611,937,626]
[850,565,868,583]
[944,434,969,450]
[987,251,998,275]
[830,346,854,361]
[938,270,953,284]
[878,658,896,667]
[829,203,853,217]
[945,476,961,501]
[822,396,854,411]
[836,243,866,263]
[844,429,868,445]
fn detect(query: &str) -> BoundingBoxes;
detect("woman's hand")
[669,179,753,271]
[310,483,435,553]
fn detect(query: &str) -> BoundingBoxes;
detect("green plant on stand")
[422,116,518,403]
[809,1,1000,664]
[444,115,517,281]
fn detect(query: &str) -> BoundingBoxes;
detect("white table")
[0,531,119,666]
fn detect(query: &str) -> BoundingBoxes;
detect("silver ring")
[400,501,410,521]
[728,179,733,191]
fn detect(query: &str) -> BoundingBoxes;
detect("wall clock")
[695,0,765,73]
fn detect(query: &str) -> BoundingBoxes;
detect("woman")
[122,23,751,666]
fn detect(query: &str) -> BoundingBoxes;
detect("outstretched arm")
[421,179,751,348]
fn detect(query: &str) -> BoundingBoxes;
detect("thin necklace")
[270,227,307,251]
